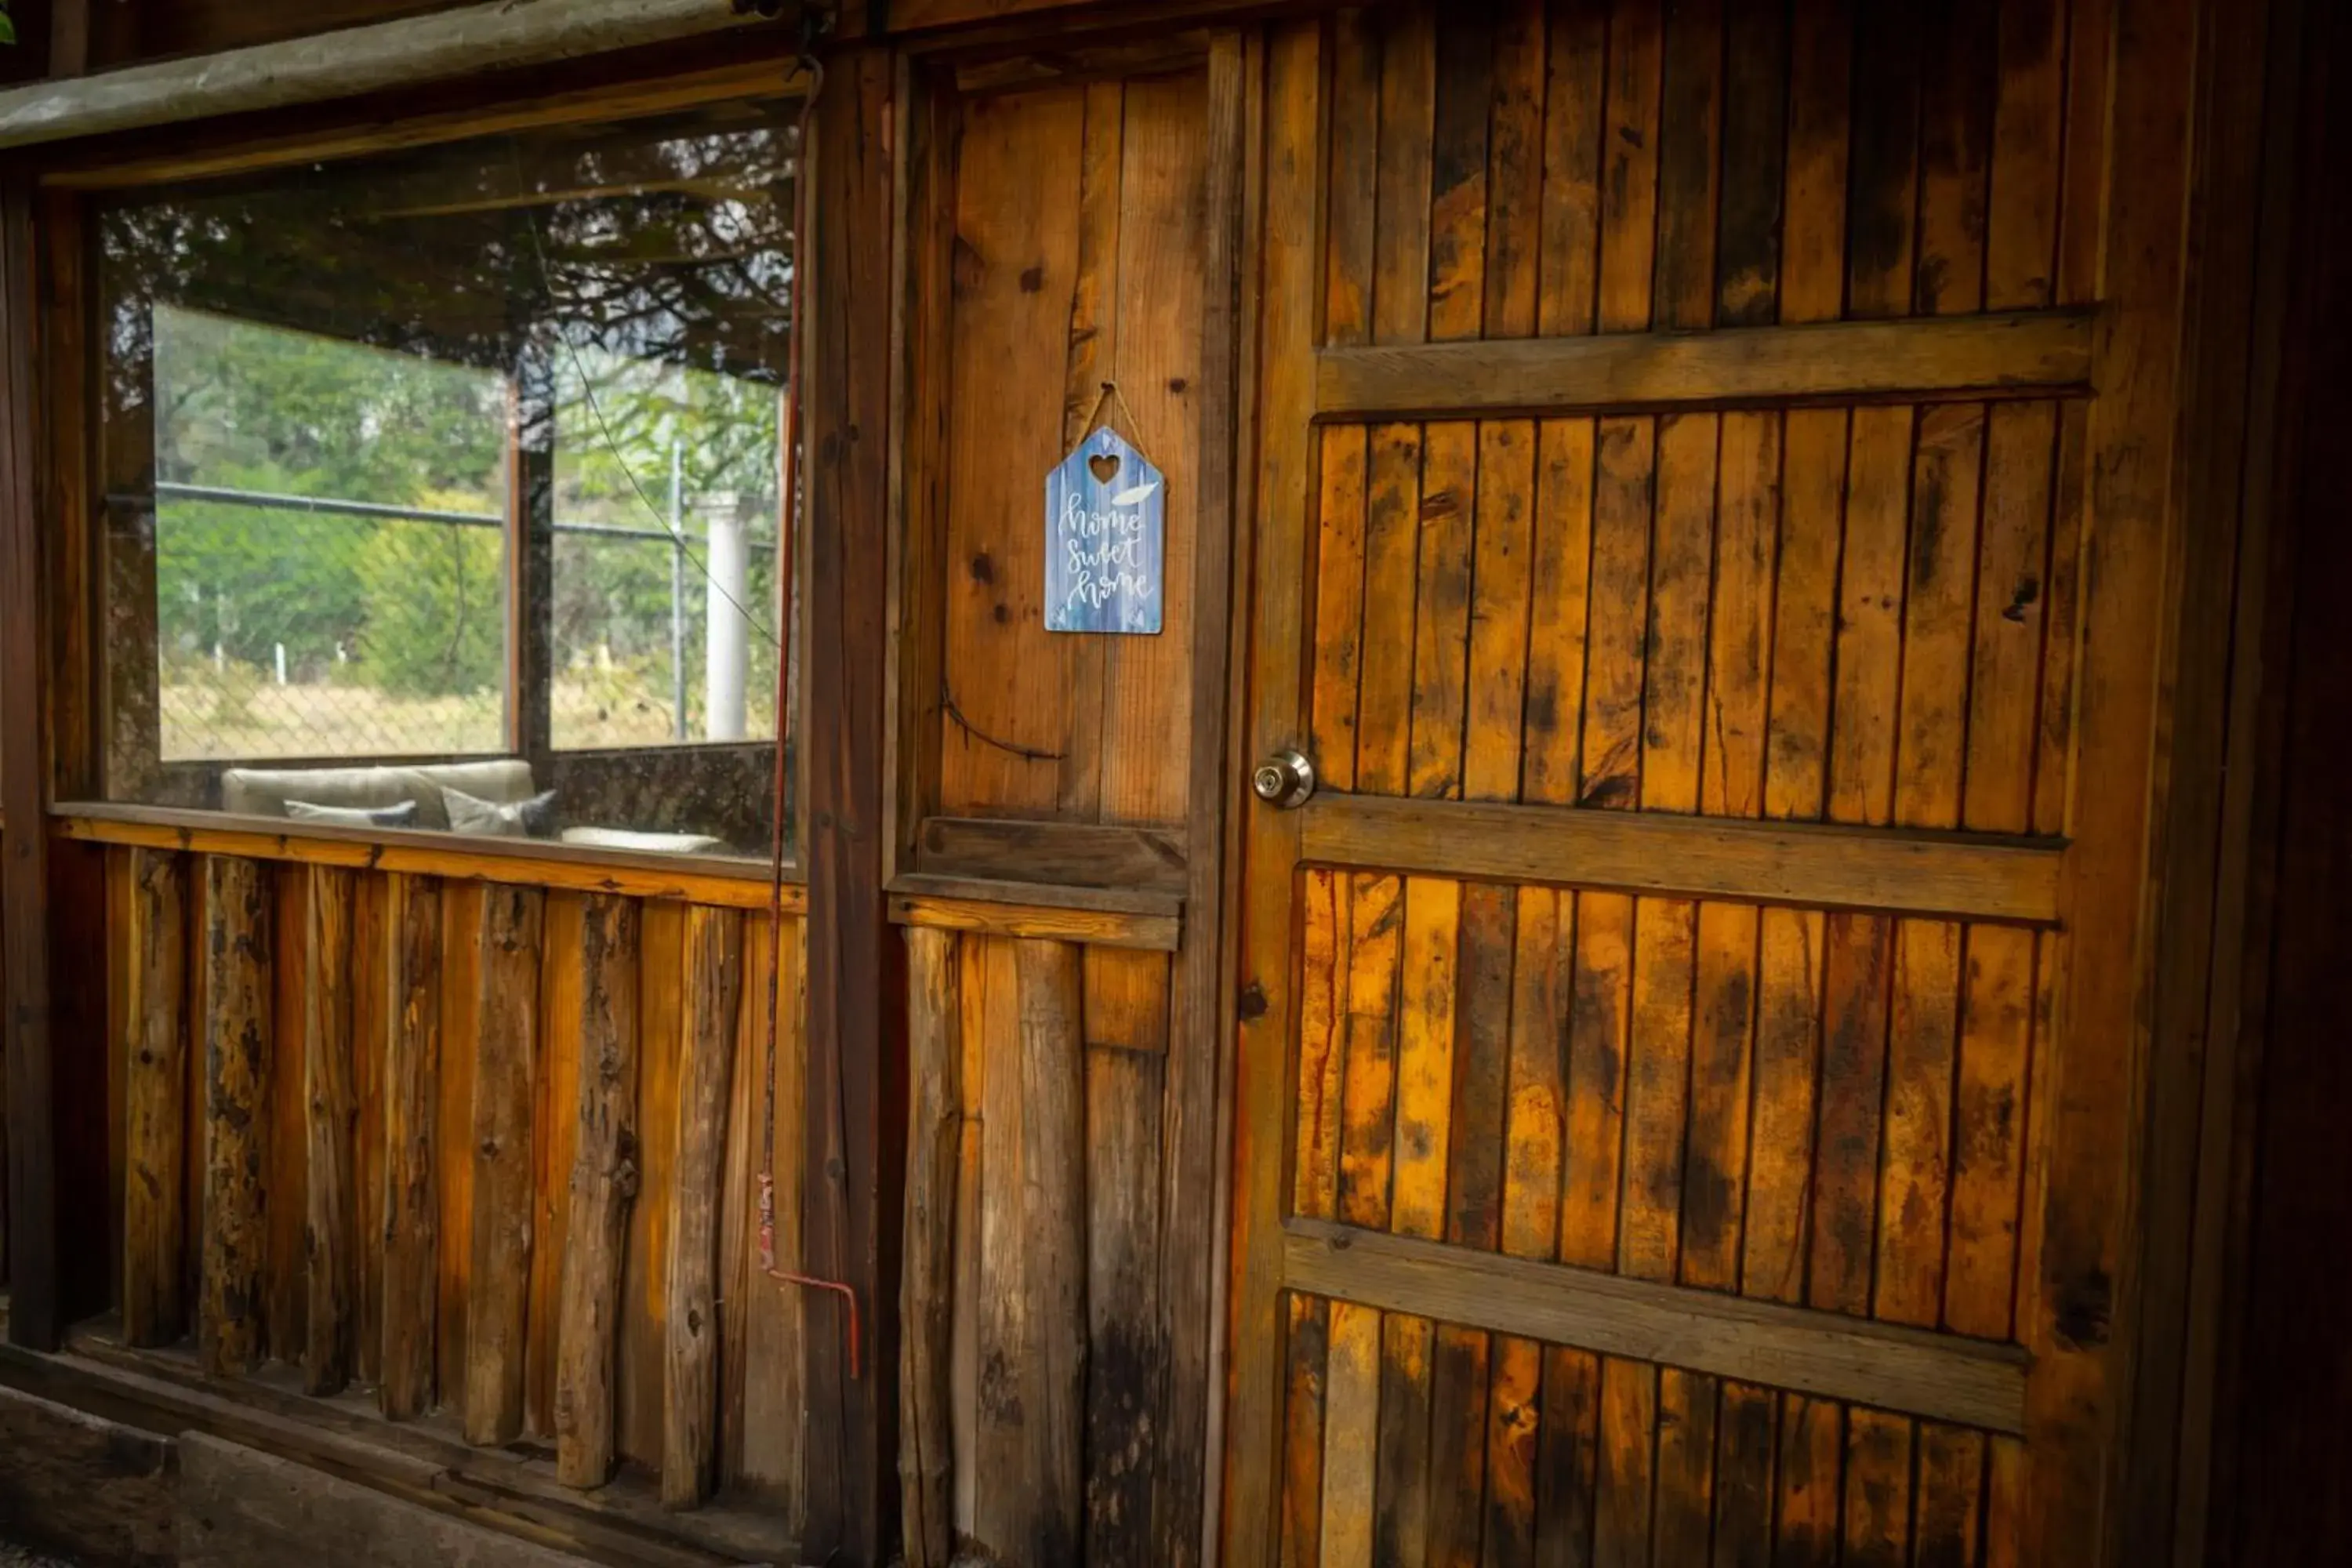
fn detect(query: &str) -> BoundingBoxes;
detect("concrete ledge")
[178,1431,600,1567]
[0,1381,176,1567]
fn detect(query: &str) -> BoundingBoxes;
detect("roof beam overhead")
[0,0,797,152]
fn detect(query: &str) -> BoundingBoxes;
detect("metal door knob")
[1252,749,1316,808]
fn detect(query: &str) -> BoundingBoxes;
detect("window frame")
[41,59,812,884]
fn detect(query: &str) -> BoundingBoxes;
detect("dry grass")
[162,664,776,761]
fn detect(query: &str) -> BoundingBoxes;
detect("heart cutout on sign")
[1088,452,1122,485]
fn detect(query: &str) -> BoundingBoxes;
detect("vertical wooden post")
[302,866,356,1394]
[201,855,272,1376]
[506,339,556,777]
[899,926,960,1567]
[120,848,187,1348]
[799,42,906,1566]
[662,906,742,1510]
[975,938,1087,1563]
[0,171,57,1350]
[466,884,544,1445]
[1173,32,1250,1568]
[379,876,442,1421]
[1018,939,1086,1563]
[557,894,640,1489]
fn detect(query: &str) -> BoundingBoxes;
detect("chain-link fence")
[156,481,781,764]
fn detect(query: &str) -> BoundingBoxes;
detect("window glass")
[96,101,800,862]
[151,306,511,764]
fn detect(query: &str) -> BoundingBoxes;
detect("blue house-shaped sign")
[1045,426,1165,635]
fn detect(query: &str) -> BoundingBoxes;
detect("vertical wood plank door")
[1224,3,2198,1566]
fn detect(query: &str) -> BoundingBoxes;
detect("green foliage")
[147,307,785,741]
[354,519,506,698]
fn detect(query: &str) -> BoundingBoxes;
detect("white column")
[703,508,750,742]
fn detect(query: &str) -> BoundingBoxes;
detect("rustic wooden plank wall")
[100,845,811,1511]
[900,924,1179,1565]
[933,70,1206,834]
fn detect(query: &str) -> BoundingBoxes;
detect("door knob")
[1252,748,1316,809]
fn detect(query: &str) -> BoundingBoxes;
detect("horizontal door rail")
[887,886,1182,953]
[1314,308,2094,420]
[1298,793,2064,925]
[916,815,1189,895]
[1283,1219,2028,1436]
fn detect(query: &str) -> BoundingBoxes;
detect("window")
[95,100,800,862]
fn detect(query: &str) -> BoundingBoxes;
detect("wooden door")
[1222,3,2205,1565]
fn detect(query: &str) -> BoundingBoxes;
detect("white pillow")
[559,826,725,855]
[285,799,421,829]
[442,786,558,838]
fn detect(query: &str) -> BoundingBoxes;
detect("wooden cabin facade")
[0,0,2343,1564]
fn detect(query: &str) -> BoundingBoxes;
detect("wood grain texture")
[433,884,481,1425]
[0,1382,176,1568]
[1217,20,1325,1563]
[554,895,640,1489]
[53,809,811,914]
[661,905,739,1510]
[300,866,357,1396]
[900,925,960,1566]
[916,816,1186,893]
[1316,311,2092,418]
[267,867,310,1370]
[1281,1218,2025,1435]
[973,938,1088,1564]
[119,848,187,1348]
[201,855,271,1376]
[378,876,440,1421]
[527,892,585,1441]
[620,902,683,1471]
[888,887,1181,951]
[1301,794,2063,922]
[464,884,543,1445]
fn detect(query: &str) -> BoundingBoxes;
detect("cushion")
[221,759,536,830]
[444,786,559,838]
[559,826,726,856]
[285,799,421,829]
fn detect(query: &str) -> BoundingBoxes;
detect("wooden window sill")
[51,802,806,913]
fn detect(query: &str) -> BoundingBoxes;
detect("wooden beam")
[796,45,906,1568]
[1,172,58,1350]
[888,891,1181,952]
[379,877,442,1422]
[43,60,810,193]
[971,940,1087,1563]
[201,856,273,1377]
[120,849,188,1349]
[916,815,1187,894]
[555,895,640,1490]
[1280,1219,2028,1436]
[0,0,782,151]
[53,808,810,913]
[302,866,358,1396]
[1299,793,2065,924]
[661,906,741,1511]
[898,927,959,1568]
[0,1328,789,1564]
[465,884,545,1445]
[0,1382,176,1566]
[1313,309,2095,419]
[177,1432,595,1568]
[1169,38,1250,1565]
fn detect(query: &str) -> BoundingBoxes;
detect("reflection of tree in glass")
[102,103,801,760]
